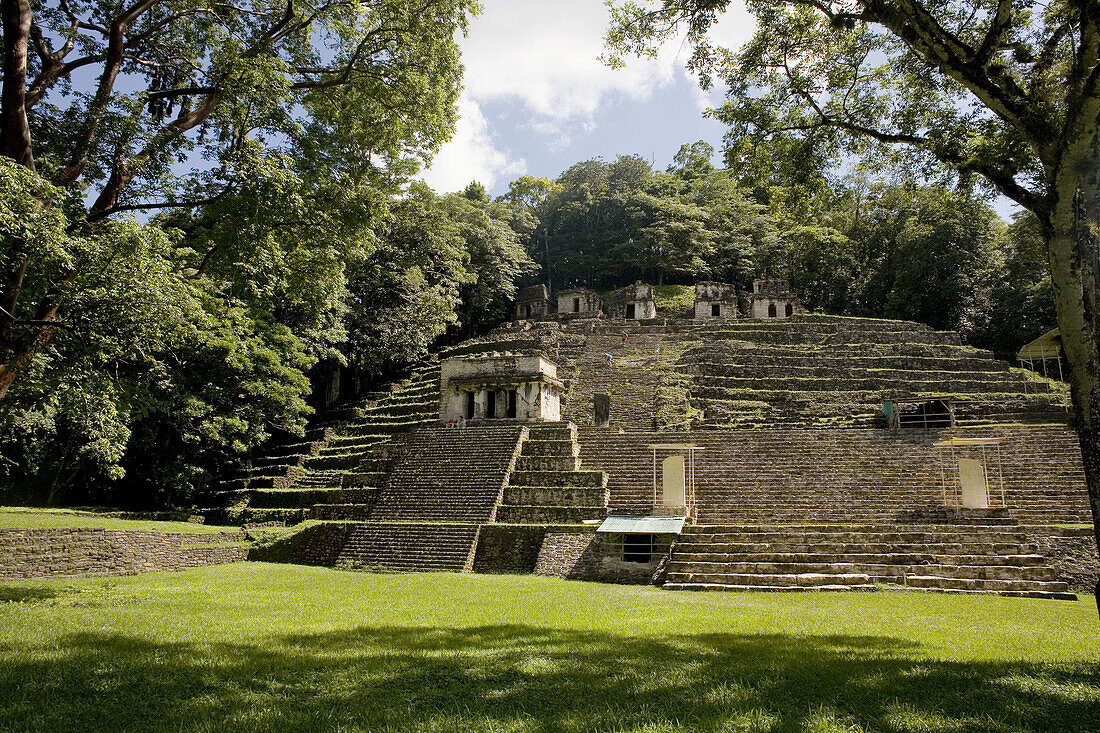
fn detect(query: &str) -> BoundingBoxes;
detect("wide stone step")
[668,561,1056,582]
[503,485,608,506]
[509,470,605,487]
[495,505,607,523]
[663,582,877,592]
[904,575,1073,594]
[665,570,873,587]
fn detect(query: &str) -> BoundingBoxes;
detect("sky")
[419,0,758,196]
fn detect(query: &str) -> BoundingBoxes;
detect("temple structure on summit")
[694,282,742,319]
[748,278,806,319]
[607,282,657,320]
[439,353,563,423]
[513,284,554,320]
[556,287,603,316]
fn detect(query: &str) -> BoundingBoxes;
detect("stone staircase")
[369,426,526,522]
[335,522,481,572]
[497,423,609,523]
[201,360,439,524]
[663,520,1076,598]
[536,314,1072,429]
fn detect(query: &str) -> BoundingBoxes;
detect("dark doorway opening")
[466,391,476,419]
[487,390,497,419]
[573,297,580,313]
[711,303,721,317]
[768,303,777,318]
[626,303,636,319]
[785,303,793,317]
[524,304,531,318]
[622,533,655,563]
[507,390,517,418]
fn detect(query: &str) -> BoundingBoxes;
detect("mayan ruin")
[4,0,1099,728]
[193,280,1093,599]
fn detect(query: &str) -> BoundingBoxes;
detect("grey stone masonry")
[577,425,1091,525]
[335,522,481,572]
[496,423,609,524]
[370,425,526,522]
[664,520,1075,598]
[0,528,247,579]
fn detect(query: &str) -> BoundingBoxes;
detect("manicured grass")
[0,508,236,533]
[1,564,1098,731]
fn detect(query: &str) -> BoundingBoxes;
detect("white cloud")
[421,1,756,191]
[420,93,526,193]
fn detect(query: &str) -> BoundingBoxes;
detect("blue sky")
[420,1,758,196]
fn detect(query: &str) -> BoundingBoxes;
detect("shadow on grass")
[1,625,1097,732]
[0,586,65,603]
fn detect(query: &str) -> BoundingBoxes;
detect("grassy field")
[0,507,236,533]
[1,564,1098,732]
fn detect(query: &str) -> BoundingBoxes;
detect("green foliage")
[0,566,1098,730]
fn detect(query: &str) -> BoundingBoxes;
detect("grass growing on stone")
[1,563,1099,732]
[0,508,236,533]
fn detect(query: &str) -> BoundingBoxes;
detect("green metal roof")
[596,516,685,534]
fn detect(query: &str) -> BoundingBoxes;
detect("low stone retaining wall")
[533,527,664,584]
[1024,527,1100,593]
[0,528,247,580]
[473,525,549,574]
[247,522,357,566]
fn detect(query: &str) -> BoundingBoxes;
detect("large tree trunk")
[0,0,33,169]
[1045,123,1100,612]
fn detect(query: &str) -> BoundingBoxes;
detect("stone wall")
[0,528,247,579]
[472,525,548,574]
[1024,527,1100,592]
[247,522,357,566]
[533,528,666,584]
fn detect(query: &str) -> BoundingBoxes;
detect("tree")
[1,0,473,398]
[608,0,1100,611]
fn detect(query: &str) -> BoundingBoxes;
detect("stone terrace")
[577,425,1091,525]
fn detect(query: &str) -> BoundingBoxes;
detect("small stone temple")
[556,287,604,317]
[749,278,806,319]
[694,281,742,319]
[209,279,1094,599]
[607,281,657,320]
[513,284,554,320]
[439,353,563,422]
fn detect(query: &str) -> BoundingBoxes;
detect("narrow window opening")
[622,533,655,563]
[487,390,497,419]
[625,303,636,319]
[768,303,777,318]
[711,303,721,317]
[466,391,476,420]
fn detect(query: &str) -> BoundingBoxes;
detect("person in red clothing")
[620,331,628,347]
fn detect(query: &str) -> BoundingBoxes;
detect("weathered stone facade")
[749,278,806,319]
[556,288,603,317]
[606,282,657,320]
[694,281,741,319]
[439,354,563,422]
[0,528,246,579]
[513,284,554,320]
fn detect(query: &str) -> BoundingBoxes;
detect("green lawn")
[1,564,1098,732]
[0,507,236,533]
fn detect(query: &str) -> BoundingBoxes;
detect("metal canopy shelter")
[596,516,686,534]
[648,443,702,520]
[933,436,1007,509]
[1017,328,1064,383]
